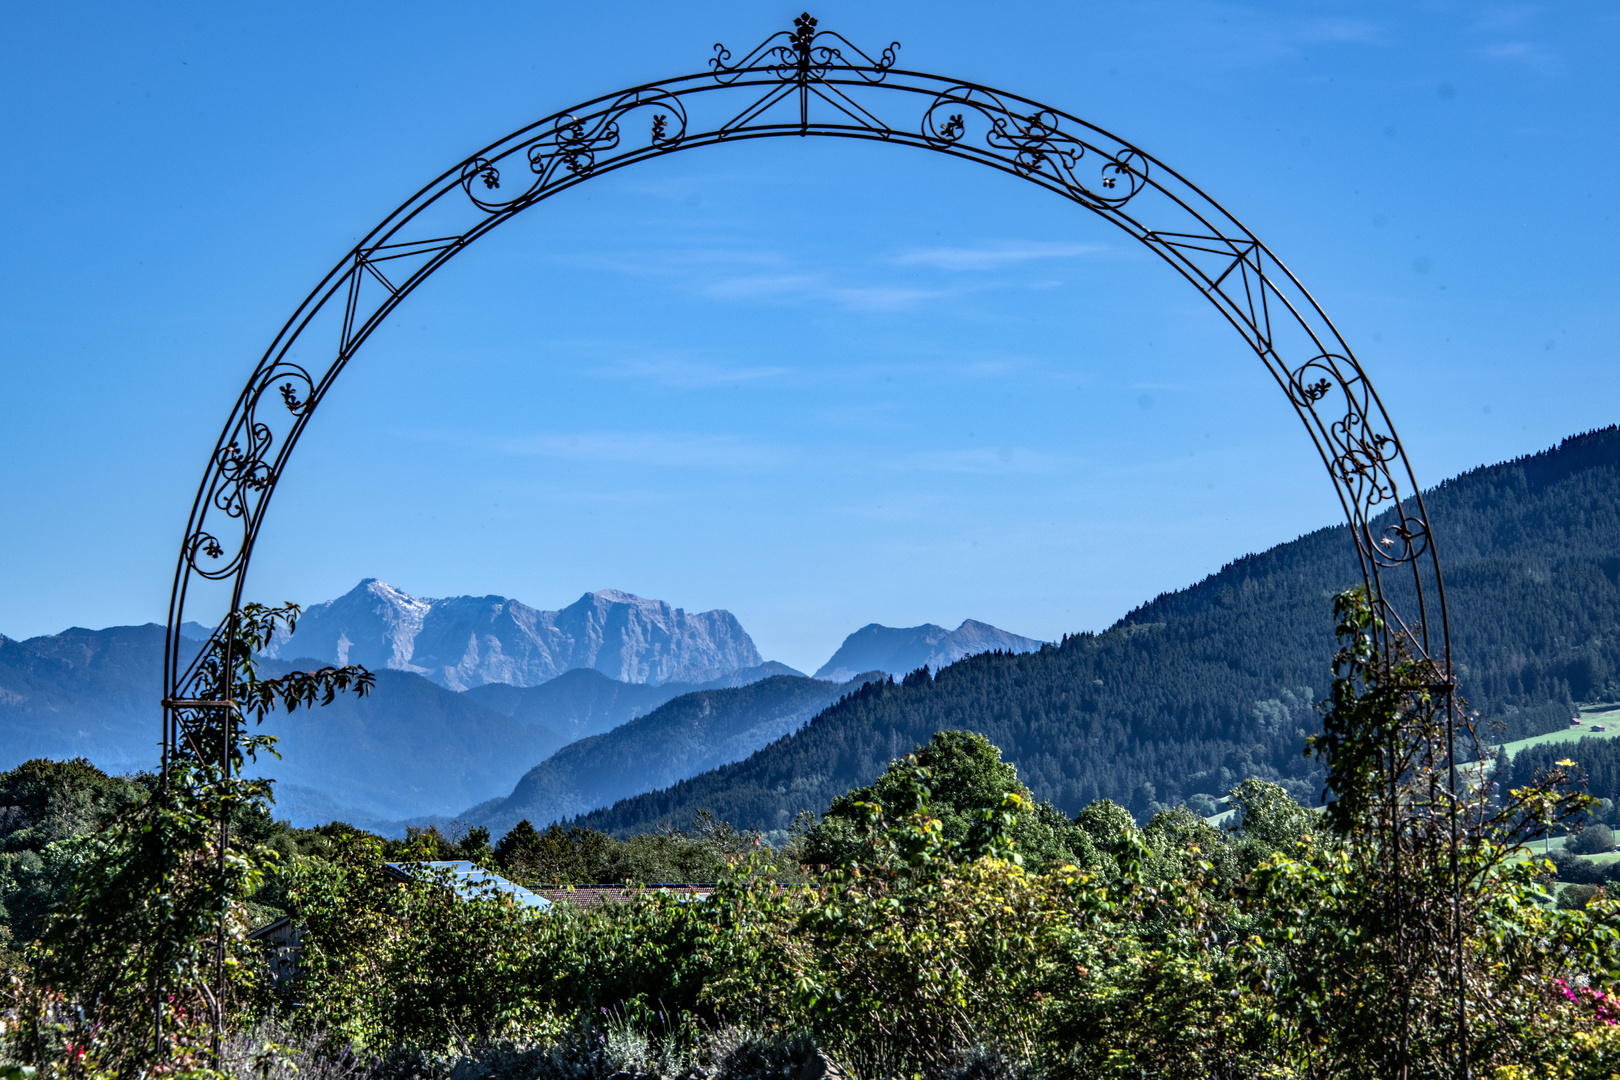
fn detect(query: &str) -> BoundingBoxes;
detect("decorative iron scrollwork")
[271,362,314,416]
[183,360,315,579]
[710,11,898,85]
[1284,352,1422,567]
[1371,515,1432,566]
[460,91,688,214]
[923,87,1147,209]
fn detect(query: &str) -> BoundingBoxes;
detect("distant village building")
[247,915,302,988]
[380,860,554,911]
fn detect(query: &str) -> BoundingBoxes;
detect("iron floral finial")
[793,13,818,49]
[792,13,818,75]
[709,12,895,86]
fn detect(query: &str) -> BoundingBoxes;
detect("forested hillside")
[464,671,885,834]
[243,665,569,822]
[575,427,1620,833]
[0,625,189,772]
[1511,737,1620,806]
[462,661,807,741]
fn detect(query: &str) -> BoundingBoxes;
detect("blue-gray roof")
[382,860,553,912]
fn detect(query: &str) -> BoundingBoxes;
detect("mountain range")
[567,427,1620,835]
[262,581,764,690]
[0,584,1039,827]
[12,428,1618,841]
[813,620,1043,682]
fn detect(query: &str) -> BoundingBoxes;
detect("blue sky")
[2,1,1617,674]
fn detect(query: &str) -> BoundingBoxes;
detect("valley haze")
[0,581,1045,828]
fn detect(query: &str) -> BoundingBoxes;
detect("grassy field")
[1201,704,1620,838]
[1495,704,1620,870]
[1494,703,1620,759]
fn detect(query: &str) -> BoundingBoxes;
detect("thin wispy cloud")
[1472,6,1535,33]
[883,447,1065,476]
[592,353,792,388]
[893,241,1105,271]
[663,249,791,268]
[557,239,1100,313]
[494,432,789,471]
[700,274,820,301]
[701,274,947,311]
[1295,18,1385,46]
[1140,1,1391,67]
[556,248,789,277]
[828,285,947,311]
[1478,40,1557,71]
[1469,6,1557,71]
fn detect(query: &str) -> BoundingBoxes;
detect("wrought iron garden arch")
[161,12,1457,821]
[158,11,1467,1066]
[162,12,1455,714]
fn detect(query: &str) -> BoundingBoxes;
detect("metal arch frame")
[162,13,1455,718]
[160,11,1464,1066]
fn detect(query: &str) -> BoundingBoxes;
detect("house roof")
[382,860,554,912]
[531,883,716,909]
[247,914,294,941]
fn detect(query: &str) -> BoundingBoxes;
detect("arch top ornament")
[164,11,1451,769]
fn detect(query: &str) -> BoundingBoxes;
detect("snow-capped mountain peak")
[264,581,763,691]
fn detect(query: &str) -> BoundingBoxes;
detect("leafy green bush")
[1558,883,1605,910]
[799,731,1095,872]
[1571,822,1616,855]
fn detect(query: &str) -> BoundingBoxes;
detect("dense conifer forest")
[1513,737,1620,809]
[577,428,1620,833]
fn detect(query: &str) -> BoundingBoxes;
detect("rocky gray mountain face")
[813,620,1045,682]
[263,580,764,690]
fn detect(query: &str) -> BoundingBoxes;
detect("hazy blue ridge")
[463,661,807,741]
[243,659,569,822]
[0,631,565,822]
[0,622,808,824]
[573,427,1620,836]
[814,620,1044,682]
[462,670,888,836]
[269,784,421,836]
[0,623,188,773]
